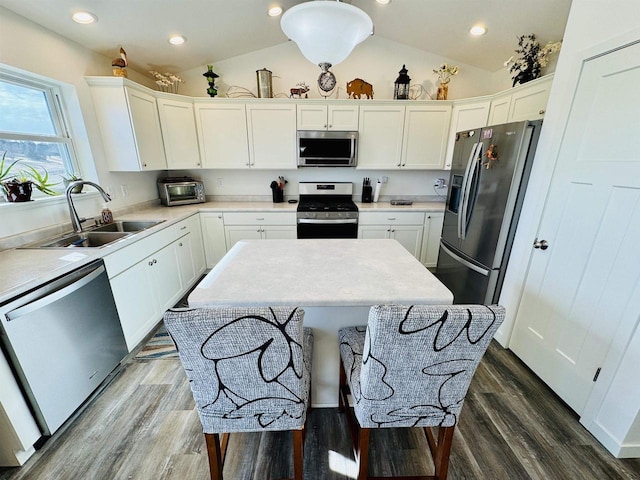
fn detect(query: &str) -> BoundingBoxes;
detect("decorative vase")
[3,181,33,202]
[437,81,449,100]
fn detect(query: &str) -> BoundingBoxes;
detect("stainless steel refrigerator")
[435,120,542,304]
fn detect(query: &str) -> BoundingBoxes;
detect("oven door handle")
[297,218,358,224]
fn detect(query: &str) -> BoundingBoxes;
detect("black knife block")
[362,185,372,203]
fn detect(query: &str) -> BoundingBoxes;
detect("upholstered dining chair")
[163,306,313,480]
[338,304,504,480]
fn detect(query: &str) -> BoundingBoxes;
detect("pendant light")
[281,1,373,93]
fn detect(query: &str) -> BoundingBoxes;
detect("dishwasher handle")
[6,264,106,322]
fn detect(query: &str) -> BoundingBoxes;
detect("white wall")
[502,0,640,457]
[0,7,159,239]
[179,36,496,100]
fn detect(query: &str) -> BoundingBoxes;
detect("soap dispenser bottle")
[101,204,113,224]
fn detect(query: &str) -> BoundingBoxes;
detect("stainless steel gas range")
[296,182,358,239]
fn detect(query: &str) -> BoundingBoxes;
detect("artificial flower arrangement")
[149,71,185,93]
[432,63,459,85]
[504,34,562,87]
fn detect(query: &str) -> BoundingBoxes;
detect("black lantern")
[394,64,411,100]
[203,65,219,98]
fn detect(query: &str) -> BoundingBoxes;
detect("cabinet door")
[175,234,196,289]
[358,225,390,239]
[421,212,444,268]
[390,225,424,258]
[110,261,159,351]
[401,105,452,169]
[508,78,552,121]
[152,243,184,313]
[328,104,359,131]
[261,225,297,240]
[357,106,405,169]
[200,212,228,268]
[487,94,512,126]
[195,103,250,168]
[297,104,328,130]
[125,88,167,170]
[246,104,297,169]
[157,98,201,169]
[443,101,491,170]
[225,225,263,250]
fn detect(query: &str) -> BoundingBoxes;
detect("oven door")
[297,219,358,239]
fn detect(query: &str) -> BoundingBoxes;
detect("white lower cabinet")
[103,215,205,351]
[358,212,425,258]
[421,212,444,268]
[223,212,296,249]
[200,212,227,268]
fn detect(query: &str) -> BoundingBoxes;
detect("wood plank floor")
[1,342,639,480]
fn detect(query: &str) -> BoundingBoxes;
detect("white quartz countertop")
[189,239,453,308]
[0,200,444,303]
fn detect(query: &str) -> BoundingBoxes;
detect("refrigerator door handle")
[460,143,481,240]
[440,241,490,276]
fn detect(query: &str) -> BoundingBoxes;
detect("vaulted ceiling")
[0,0,572,74]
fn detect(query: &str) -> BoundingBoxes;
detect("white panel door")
[246,104,297,169]
[487,95,511,126]
[126,88,167,170]
[195,103,249,168]
[357,106,405,169]
[157,98,201,169]
[401,105,452,169]
[510,42,640,414]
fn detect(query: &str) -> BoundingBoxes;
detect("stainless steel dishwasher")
[0,260,128,436]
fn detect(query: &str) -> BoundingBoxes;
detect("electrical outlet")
[106,186,116,198]
[381,176,389,184]
[434,178,447,188]
[120,184,129,197]
[216,178,224,187]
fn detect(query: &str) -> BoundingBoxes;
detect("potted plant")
[63,173,84,193]
[1,152,59,202]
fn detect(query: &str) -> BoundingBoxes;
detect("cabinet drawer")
[223,211,295,226]
[359,211,425,225]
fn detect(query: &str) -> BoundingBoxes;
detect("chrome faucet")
[66,181,112,232]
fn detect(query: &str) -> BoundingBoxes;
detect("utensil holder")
[272,188,284,203]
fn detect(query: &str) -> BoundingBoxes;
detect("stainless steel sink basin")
[90,220,165,233]
[20,231,131,249]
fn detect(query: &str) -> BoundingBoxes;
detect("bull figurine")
[346,78,374,99]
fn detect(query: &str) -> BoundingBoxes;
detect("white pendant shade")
[281,1,373,67]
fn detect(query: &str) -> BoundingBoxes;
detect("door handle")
[533,238,549,250]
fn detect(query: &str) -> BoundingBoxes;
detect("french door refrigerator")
[435,120,542,304]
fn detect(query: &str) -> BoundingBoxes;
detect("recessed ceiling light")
[469,25,487,36]
[168,35,187,45]
[72,11,97,24]
[376,0,391,4]
[268,6,283,17]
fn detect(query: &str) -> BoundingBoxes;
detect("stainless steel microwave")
[297,130,358,167]
[157,178,205,206]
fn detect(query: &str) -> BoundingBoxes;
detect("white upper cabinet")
[87,77,167,171]
[487,75,553,125]
[297,103,359,131]
[401,104,452,169]
[195,102,250,168]
[246,103,297,169]
[157,96,201,169]
[357,105,406,169]
[443,99,491,169]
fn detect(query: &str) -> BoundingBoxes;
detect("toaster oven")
[157,177,205,206]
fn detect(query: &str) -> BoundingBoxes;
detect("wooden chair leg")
[425,426,454,480]
[293,428,304,480]
[357,427,370,480]
[338,359,347,413]
[204,433,223,480]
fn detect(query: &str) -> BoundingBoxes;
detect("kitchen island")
[188,238,453,406]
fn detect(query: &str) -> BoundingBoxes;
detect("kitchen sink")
[90,220,165,233]
[20,231,131,249]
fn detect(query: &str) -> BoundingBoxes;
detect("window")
[0,72,79,197]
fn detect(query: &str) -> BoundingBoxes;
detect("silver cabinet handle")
[533,238,549,250]
[387,217,396,221]
[179,242,183,247]
[180,226,187,230]
[148,260,153,266]
[256,218,265,221]
[539,109,546,115]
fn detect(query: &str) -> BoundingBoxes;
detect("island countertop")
[189,238,453,308]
